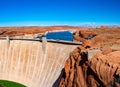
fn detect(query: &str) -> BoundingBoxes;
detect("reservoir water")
[46,31,73,41]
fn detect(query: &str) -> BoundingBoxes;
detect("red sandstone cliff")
[73,27,120,51]
[58,47,120,87]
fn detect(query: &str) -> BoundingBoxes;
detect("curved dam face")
[0,40,77,87]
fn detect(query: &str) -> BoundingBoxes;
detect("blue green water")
[46,31,73,41]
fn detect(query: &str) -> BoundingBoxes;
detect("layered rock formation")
[73,27,120,51]
[0,26,77,37]
[59,47,120,87]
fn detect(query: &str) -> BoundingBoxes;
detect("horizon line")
[0,21,120,27]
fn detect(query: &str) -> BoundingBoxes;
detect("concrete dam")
[0,39,79,87]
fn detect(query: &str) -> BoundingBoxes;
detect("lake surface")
[46,31,73,41]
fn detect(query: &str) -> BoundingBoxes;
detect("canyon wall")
[59,47,120,87]
[0,40,77,87]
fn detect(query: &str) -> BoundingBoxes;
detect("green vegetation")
[0,80,26,87]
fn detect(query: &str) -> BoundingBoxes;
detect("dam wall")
[0,40,77,87]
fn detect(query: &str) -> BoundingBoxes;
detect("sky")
[0,0,120,26]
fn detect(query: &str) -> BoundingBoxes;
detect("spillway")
[0,39,78,87]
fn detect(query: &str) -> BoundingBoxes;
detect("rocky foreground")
[58,47,120,87]
[58,26,120,87]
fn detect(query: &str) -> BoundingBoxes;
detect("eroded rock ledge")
[58,47,120,87]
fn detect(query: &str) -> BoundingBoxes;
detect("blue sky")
[0,0,120,26]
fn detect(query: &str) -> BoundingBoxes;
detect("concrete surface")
[0,40,77,87]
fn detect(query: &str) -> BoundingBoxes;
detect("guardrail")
[0,36,83,45]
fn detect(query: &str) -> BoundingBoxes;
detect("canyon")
[0,26,120,87]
